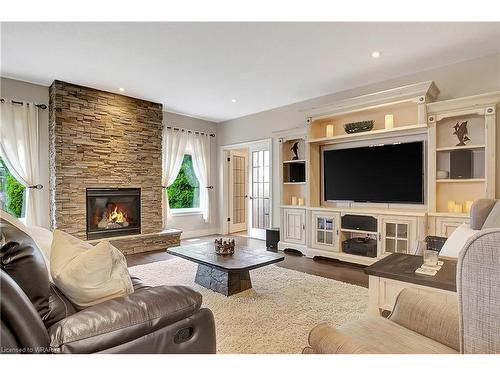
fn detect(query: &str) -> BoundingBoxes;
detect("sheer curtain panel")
[161,127,187,224]
[188,133,211,223]
[0,100,41,226]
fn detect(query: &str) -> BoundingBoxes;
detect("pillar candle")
[385,114,394,129]
[447,200,456,213]
[326,124,334,138]
[454,203,463,214]
[298,197,305,206]
[465,201,474,214]
[291,196,297,206]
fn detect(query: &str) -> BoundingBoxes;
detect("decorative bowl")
[343,120,374,134]
[214,238,235,255]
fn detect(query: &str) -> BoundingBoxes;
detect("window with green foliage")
[167,154,200,210]
[0,157,26,218]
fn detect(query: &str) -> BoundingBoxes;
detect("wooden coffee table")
[364,253,457,316]
[167,242,284,296]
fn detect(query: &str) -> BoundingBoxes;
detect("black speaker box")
[450,150,473,179]
[341,215,377,232]
[266,227,280,250]
[288,163,305,183]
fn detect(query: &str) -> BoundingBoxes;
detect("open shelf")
[283,159,306,164]
[308,124,427,144]
[436,178,485,183]
[340,228,378,235]
[281,136,307,206]
[436,144,486,152]
[309,99,422,139]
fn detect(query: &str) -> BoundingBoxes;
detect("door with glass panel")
[311,211,340,252]
[228,150,248,233]
[248,145,271,240]
[380,217,416,256]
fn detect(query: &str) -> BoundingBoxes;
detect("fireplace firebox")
[86,188,141,240]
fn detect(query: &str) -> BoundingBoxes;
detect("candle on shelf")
[298,197,305,206]
[447,200,456,213]
[291,196,297,206]
[454,203,463,214]
[385,114,394,130]
[465,200,474,214]
[326,124,334,138]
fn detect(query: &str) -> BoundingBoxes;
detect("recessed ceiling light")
[119,88,125,92]
[371,51,381,58]
[231,98,237,103]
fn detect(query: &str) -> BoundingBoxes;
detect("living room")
[1,1,500,372]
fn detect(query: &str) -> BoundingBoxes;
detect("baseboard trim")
[180,228,220,239]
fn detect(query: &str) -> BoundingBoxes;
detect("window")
[167,154,200,212]
[0,157,26,218]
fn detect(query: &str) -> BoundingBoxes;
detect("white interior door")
[248,144,271,239]
[228,150,248,233]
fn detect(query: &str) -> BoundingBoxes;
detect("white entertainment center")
[276,82,499,265]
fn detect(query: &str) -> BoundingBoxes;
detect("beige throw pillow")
[50,230,133,309]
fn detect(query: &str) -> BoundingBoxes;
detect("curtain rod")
[166,126,215,137]
[0,98,47,110]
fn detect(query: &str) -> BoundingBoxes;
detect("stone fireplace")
[49,81,181,254]
[86,188,141,240]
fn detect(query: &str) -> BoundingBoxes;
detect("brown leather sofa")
[0,218,216,354]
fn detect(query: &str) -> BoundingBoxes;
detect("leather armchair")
[0,218,216,354]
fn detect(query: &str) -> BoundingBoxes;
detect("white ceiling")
[1,22,499,122]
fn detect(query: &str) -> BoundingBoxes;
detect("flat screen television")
[323,141,424,204]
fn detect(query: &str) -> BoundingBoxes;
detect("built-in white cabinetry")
[283,208,306,245]
[380,216,417,256]
[275,84,498,266]
[435,216,470,237]
[311,211,340,252]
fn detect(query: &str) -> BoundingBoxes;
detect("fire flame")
[109,207,127,223]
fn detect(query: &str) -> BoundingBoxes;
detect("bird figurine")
[290,142,299,160]
[452,121,470,146]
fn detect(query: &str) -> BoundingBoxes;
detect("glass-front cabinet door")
[311,211,340,251]
[381,217,415,255]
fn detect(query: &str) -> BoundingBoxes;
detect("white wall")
[163,111,219,237]
[1,77,50,228]
[217,53,500,227]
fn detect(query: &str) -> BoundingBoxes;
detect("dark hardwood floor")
[126,234,369,288]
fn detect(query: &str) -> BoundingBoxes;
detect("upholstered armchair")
[303,228,500,354]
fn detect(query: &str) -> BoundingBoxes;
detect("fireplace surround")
[49,81,163,239]
[49,81,180,255]
[86,188,141,240]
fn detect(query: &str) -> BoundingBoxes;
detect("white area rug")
[129,258,368,354]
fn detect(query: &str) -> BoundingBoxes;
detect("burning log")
[97,203,129,229]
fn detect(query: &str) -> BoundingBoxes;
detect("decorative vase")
[343,120,374,134]
[214,238,235,255]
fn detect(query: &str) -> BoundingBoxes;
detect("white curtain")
[161,127,187,224]
[0,100,41,226]
[188,133,211,223]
